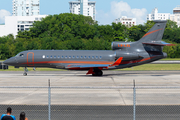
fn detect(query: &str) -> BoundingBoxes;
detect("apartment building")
[69,0,96,20]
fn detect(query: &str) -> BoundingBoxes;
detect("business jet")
[4,20,174,76]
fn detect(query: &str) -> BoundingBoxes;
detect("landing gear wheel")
[92,68,103,76]
[23,73,27,76]
[23,67,28,76]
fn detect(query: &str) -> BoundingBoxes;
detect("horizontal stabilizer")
[142,41,175,46]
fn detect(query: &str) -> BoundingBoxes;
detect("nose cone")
[4,57,16,66]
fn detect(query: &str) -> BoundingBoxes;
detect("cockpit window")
[20,54,24,57]
[15,53,20,57]
[15,53,24,57]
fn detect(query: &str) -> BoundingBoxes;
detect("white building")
[170,6,180,27]
[114,16,136,27]
[0,15,47,37]
[12,0,40,16]
[0,0,46,37]
[147,8,170,21]
[69,0,96,20]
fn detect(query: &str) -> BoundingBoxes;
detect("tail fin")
[139,20,167,43]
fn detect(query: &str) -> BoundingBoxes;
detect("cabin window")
[84,56,87,59]
[61,56,64,58]
[58,56,60,58]
[88,56,91,59]
[73,56,75,59]
[80,56,83,59]
[92,56,94,59]
[46,56,49,58]
[50,56,53,58]
[54,56,56,58]
[65,56,67,59]
[76,56,79,59]
[69,56,71,59]
[42,55,45,59]
[96,56,98,59]
[99,56,102,59]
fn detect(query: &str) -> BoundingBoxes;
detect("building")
[114,16,136,27]
[69,0,96,20]
[173,5,180,14]
[12,0,40,16]
[147,8,170,21]
[0,0,46,37]
[0,15,47,37]
[170,6,180,27]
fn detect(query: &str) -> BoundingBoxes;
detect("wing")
[65,57,123,69]
[63,57,123,75]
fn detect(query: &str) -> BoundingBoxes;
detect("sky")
[0,0,180,25]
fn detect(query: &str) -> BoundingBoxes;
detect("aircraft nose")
[3,57,16,65]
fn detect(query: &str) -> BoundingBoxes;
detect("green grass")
[161,58,180,61]
[119,64,180,71]
[1,64,180,71]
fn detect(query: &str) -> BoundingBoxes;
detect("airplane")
[3,20,174,76]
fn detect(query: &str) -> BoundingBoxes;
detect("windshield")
[15,53,24,57]
[15,53,20,57]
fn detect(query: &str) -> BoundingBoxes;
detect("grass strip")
[118,64,180,71]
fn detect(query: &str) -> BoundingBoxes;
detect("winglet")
[109,57,123,67]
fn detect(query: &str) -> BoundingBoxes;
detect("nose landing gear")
[23,67,28,76]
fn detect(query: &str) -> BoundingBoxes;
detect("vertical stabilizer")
[139,20,167,43]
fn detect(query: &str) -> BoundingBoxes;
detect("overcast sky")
[0,0,180,24]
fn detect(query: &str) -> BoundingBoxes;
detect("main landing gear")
[86,68,103,76]
[23,67,28,76]
[92,68,103,76]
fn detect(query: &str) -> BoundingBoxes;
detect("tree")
[27,13,98,40]
[112,22,129,41]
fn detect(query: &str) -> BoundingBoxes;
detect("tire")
[92,68,103,76]
[23,73,27,76]
[97,71,103,76]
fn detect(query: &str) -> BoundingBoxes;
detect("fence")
[0,80,180,120]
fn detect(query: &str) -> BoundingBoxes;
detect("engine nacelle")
[111,42,134,50]
[116,52,141,60]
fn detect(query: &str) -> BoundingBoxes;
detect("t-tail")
[139,20,174,46]
[111,20,175,61]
